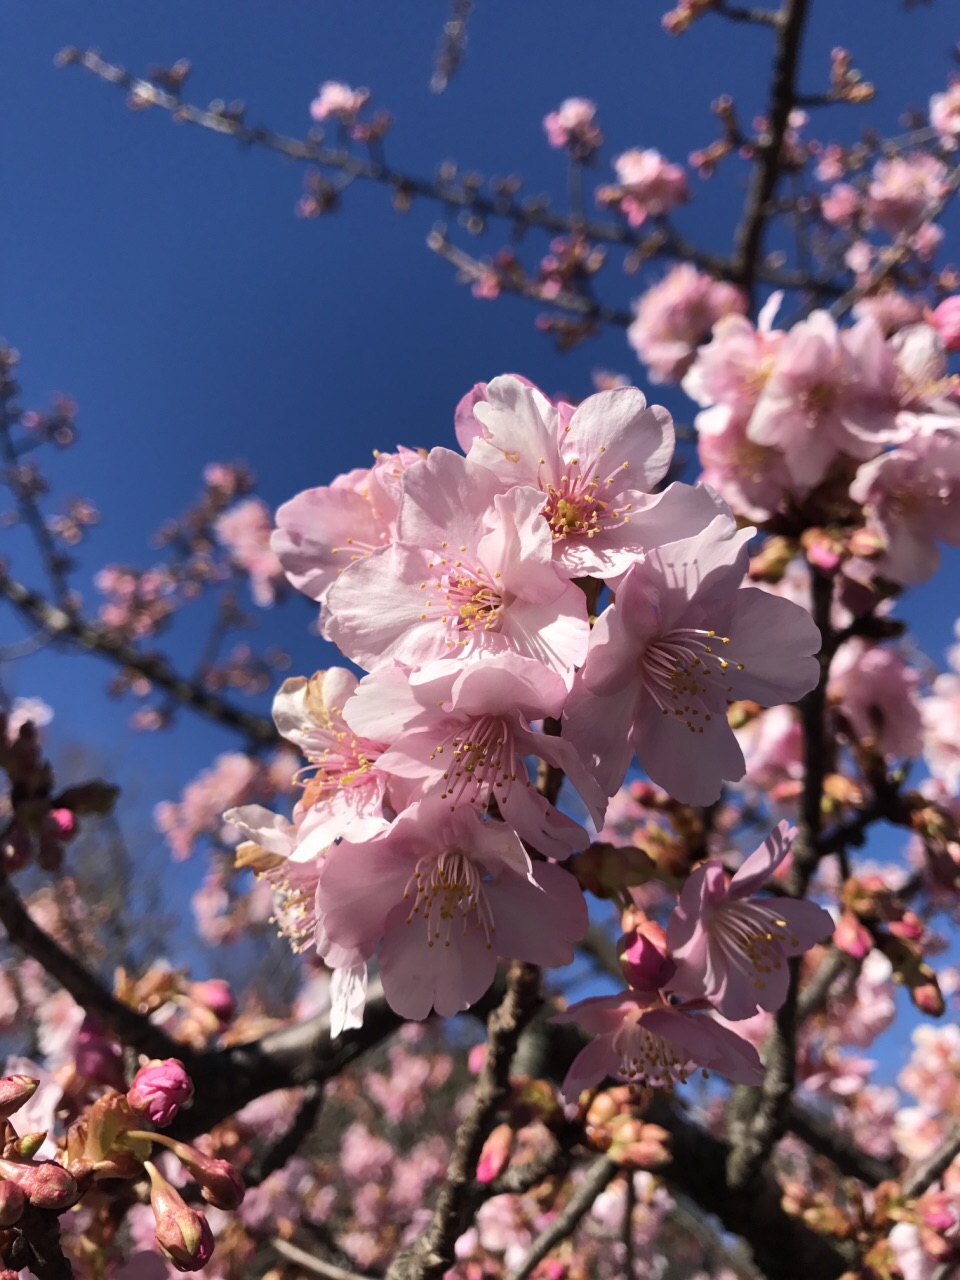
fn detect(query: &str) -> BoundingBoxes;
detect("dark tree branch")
[902,1121,960,1199]
[504,1155,619,1280]
[785,1101,899,1186]
[732,0,812,300]
[0,868,182,1062]
[386,962,543,1280]
[65,48,846,298]
[711,1,780,25]
[0,569,278,746]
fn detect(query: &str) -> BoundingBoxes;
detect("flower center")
[614,1009,692,1088]
[419,549,505,648]
[298,724,377,807]
[430,716,522,809]
[711,901,800,990]
[538,454,633,543]
[403,849,495,949]
[640,627,744,733]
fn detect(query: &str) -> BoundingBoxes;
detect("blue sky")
[3,3,960,1009]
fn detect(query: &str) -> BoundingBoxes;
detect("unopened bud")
[0,1179,25,1226]
[188,979,235,1026]
[0,1157,79,1210]
[476,1124,513,1185]
[0,1076,38,1119]
[834,911,873,960]
[166,1142,244,1210]
[619,920,675,991]
[146,1161,216,1272]
[10,1133,46,1160]
[607,1117,671,1167]
[128,1058,194,1127]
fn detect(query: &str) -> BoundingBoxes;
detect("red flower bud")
[0,1157,80,1210]
[0,1075,38,1118]
[188,979,235,1026]
[146,1161,215,1272]
[0,1179,25,1226]
[128,1058,194,1127]
[168,1143,244,1210]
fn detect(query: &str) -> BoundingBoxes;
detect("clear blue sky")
[3,3,959,997]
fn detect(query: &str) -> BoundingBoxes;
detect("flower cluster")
[228,373,822,1084]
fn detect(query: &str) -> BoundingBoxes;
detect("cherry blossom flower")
[849,431,960,585]
[627,264,746,384]
[596,148,688,226]
[342,653,605,859]
[665,822,834,1020]
[542,98,603,156]
[310,82,370,125]
[562,512,821,805]
[468,375,720,578]
[930,78,960,149]
[322,448,589,679]
[213,498,285,606]
[271,448,421,606]
[827,639,923,759]
[316,800,587,1020]
[930,296,960,353]
[866,154,948,238]
[746,311,902,489]
[553,991,763,1100]
[271,668,395,856]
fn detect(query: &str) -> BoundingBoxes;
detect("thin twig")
[505,1156,619,1280]
[0,569,278,745]
[385,962,543,1280]
[903,1121,960,1199]
[732,0,812,300]
[785,1101,899,1186]
[271,1236,376,1280]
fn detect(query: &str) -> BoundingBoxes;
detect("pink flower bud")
[146,1161,216,1272]
[47,808,76,839]
[0,1075,38,1118]
[0,1179,25,1226]
[834,911,872,959]
[0,1157,80,1210]
[931,296,960,352]
[128,1058,194,1127]
[168,1143,244,1210]
[619,921,675,992]
[476,1123,513,1185]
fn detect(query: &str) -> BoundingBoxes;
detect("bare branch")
[732,0,813,299]
[902,1121,960,1199]
[386,962,542,1280]
[785,1101,899,1186]
[0,868,181,1062]
[504,1155,619,1280]
[0,569,278,746]
[272,1236,375,1280]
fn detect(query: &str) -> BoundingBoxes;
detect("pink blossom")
[224,804,368,1034]
[852,291,926,336]
[827,640,922,759]
[665,822,833,1020]
[747,311,902,489]
[734,705,803,798]
[322,447,589,680]
[562,511,821,805]
[342,653,605,859]
[467,375,720,579]
[866,154,948,238]
[271,668,395,855]
[213,498,285,606]
[628,265,747,384]
[6,698,53,740]
[271,448,421,606]
[128,1058,195,1127]
[922,672,960,794]
[820,182,860,228]
[154,752,260,859]
[931,296,960,353]
[596,148,688,227]
[316,800,587,1019]
[310,81,370,125]
[552,992,763,1101]
[542,98,603,155]
[849,432,960,585]
[930,78,960,150]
